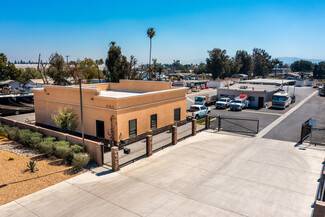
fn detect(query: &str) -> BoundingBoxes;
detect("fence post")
[300,123,305,143]
[205,114,210,129]
[218,116,221,131]
[111,146,119,172]
[192,119,197,136]
[172,125,177,145]
[146,135,153,157]
[100,143,104,166]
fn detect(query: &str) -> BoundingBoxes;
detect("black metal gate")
[210,116,259,135]
[300,118,312,143]
[309,127,325,145]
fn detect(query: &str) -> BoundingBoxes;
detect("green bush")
[0,125,6,137]
[39,141,54,157]
[18,129,33,146]
[71,144,83,153]
[54,141,70,147]
[30,132,43,148]
[5,126,19,141]
[72,153,90,170]
[43,137,56,142]
[52,107,79,133]
[54,143,72,160]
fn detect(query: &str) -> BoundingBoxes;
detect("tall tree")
[79,58,97,80]
[206,49,230,79]
[147,27,156,80]
[290,60,314,79]
[234,50,253,75]
[95,59,104,83]
[313,62,325,79]
[126,55,138,80]
[67,61,83,84]
[270,58,283,77]
[103,42,129,82]
[0,53,22,81]
[252,48,272,77]
[47,53,69,85]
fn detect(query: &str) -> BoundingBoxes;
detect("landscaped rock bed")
[0,139,80,206]
[0,139,39,156]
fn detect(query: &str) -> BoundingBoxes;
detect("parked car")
[215,98,232,109]
[187,105,211,120]
[319,86,325,96]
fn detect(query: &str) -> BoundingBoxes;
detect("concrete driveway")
[1,131,324,217]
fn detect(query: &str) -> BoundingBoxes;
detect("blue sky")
[1,0,325,64]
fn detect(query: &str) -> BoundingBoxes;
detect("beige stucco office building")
[33,80,188,142]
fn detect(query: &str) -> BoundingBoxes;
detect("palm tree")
[147,28,156,80]
[95,59,104,83]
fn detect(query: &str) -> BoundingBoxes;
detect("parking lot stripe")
[256,90,318,138]
[240,110,282,116]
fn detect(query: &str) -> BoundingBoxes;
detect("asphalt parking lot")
[263,94,325,143]
[186,86,317,134]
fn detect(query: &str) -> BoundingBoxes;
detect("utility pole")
[37,54,45,84]
[79,78,85,152]
[66,55,70,64]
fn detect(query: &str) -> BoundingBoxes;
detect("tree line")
[2,25,325,84]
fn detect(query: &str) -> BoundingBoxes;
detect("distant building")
[0,80,21,90]
[239,78,295,86]
[232,74,249,80]
[217,83,280,108]
[24,79,54,90]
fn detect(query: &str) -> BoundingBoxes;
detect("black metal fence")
[308,127,325,145]
[300,118,312,143]
[210,116,259,135]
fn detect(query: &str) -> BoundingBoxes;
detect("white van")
[272,92,292,109]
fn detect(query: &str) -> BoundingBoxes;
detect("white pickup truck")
[215,98,232,109]
[230,98,249,111]
[187,105,211,120]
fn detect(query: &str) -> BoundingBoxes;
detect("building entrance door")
[258,97,264,108]
[96,120,105,138]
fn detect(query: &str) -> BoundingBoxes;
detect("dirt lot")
[0,139,79,205]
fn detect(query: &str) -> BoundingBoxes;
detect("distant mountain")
[278,57,325,65]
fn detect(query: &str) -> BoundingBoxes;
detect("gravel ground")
[0,139,39,157]
[0,139,80,206]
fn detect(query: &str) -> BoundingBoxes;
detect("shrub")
[146,130,153,135]
[5,127,19,141]
[26,160,37,172]
[0,125,6,137]
[54,144,72,160]
[29,132,43,148]
[18,129,33,146]
[39,141,54,157]
[8,156,14,160]
[43,137,56,142]
[72,153,90,170]
[71,144,83,153]
[52,107,79,133]
[54,141,70,147]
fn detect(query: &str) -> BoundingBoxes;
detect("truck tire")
[195,115,199,120]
